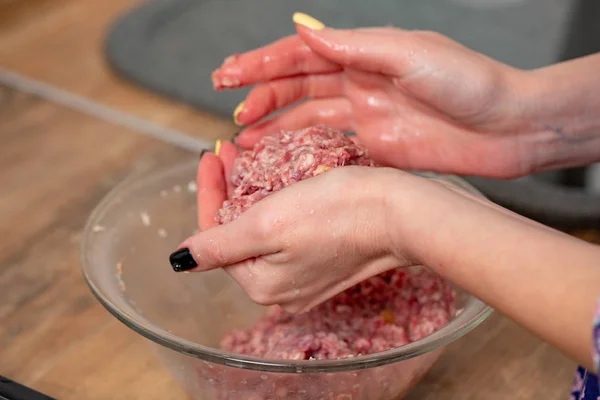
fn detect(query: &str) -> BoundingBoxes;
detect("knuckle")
[271,250,292,264]
[266,82,285,110]
[304,76,320,99]
[413,30,442,41]
[203,240,227,266]
[254,214,275,240]
[282,303,303,315]
[254,209,289,239]
[295,44,313,74]
[248,288,275,306]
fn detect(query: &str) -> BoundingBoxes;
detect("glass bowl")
[81,160,492,400]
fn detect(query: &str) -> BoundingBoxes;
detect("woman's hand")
[211,16,549,179]
[173,147,600,370]
[178,146,411,313]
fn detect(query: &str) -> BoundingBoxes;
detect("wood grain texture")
[0,86,195,400]
[0,0,237,142]
[0,1,597,399]
[406,313,575,400]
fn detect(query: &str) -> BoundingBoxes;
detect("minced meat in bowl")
[81,130,493,399]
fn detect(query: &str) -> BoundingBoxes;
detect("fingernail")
[169,248,198,272]
[199,149,207,159]
[292,12,325,30]
[211,73,241,90]
[233,101,245,126]
[223,54,238,65]
[214,139,223,157]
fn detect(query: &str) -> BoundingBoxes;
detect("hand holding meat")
[213,19,600,179]
[179,135,413,313]
[174,132,600,372]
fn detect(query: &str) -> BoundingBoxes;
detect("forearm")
[391,178,600,370]
[516,53,600,171]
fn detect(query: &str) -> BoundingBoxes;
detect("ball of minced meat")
[216,125,376,225]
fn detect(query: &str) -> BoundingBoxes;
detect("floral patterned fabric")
[569,296,600,400]
[571,367,598,400]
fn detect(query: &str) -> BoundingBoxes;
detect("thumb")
[168,212,282,272]
[294,17,408,76]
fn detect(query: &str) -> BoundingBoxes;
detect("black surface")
[0,376,55,400]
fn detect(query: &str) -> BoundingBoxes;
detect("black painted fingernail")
[199,149,207,159]
[169,248,198,272]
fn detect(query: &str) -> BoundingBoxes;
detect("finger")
[235,73,345,126]
[218,141,239,197]
[296,25,412,77]
[196,153,227,231]
[175,212,283,272]
[236,98,353,149]
[211,35,341,90]
[224,260,278,306]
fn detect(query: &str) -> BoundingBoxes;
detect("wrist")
[380,171,446,266]
[511,55,600,172]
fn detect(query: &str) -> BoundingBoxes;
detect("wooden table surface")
[1,1,597,399]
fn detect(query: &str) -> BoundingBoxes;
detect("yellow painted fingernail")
[214,140,222,156]
[233,101,245,126]
[292,12,325,30]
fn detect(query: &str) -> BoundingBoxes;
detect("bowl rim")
[81,160,494,373]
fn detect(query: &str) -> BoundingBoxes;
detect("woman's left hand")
[178,143,409,313]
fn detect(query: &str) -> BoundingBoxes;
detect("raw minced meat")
[220,268,455,360]
[198,268,455,400]
[216,125,376,225]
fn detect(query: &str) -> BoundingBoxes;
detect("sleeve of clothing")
[594,294,600,374]
[570,296,600,400]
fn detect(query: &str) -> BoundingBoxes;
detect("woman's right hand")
[211,14,554,179]
[188,146,600,371]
